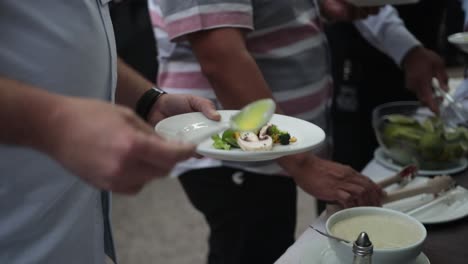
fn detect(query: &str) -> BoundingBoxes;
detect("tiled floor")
[112,177,317,264]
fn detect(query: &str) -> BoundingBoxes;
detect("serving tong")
[377,164,418,189]
[375,164,456,205]
[432,78,468,128]
[325,165,418,213]
[383,175,456,204]
[325,166,456,215]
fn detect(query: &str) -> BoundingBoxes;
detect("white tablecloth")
[275,159,396,264]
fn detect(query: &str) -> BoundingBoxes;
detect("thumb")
[192,97,221,121]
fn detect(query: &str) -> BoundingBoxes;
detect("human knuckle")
[345,195,353,203]
[116,134,140,157]
[104,160,125,180]
[356,187,366,196]
[339,191,350,201]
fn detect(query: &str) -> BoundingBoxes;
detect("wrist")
[278,152,315,175]
[24,91,68,156]
[135,86,167,121]
[401,46,423,70]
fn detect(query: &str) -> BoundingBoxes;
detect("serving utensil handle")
[383,175,455,204]
[378,176,401,189]
[377,164,417,188]
[383,185,432,204]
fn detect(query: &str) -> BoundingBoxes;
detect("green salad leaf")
[379,114,468,168]
[211,134,231,150]
[222,129,239,147]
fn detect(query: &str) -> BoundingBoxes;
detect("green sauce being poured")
[230,99,276,132]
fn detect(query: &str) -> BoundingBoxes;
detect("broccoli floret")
[279,133,291,145]
[267,125,281,136]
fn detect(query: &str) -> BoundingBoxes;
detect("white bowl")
[326,207,427,264]
[448,32,468,54]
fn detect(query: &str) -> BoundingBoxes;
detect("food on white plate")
[211,123,296,151]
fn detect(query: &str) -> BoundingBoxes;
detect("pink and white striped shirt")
[149,0,332,175]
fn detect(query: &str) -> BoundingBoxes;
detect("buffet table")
[275,159,468,264]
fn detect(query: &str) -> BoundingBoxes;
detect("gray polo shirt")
[0,0,117,263]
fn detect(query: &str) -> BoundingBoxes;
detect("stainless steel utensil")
[309,225,351,244]
[433,79,468,127]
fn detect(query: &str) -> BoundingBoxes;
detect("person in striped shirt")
[148,0,447,263]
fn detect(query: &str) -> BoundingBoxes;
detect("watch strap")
[135,87,167,121]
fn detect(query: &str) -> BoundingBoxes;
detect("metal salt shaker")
[352,232,373,264]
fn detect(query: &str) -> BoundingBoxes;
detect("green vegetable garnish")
[212,134,231,150]
[222,129,239,147]
[279,133,291,145]
[267,124,281,136]
[267,124,292,145]
[385,114,418,125]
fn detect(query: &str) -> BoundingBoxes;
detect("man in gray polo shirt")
[0,1,219,263]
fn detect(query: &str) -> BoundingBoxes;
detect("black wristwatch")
[135,87,167,121]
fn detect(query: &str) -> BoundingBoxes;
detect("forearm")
[0,77,64,152]
[115,58,154,109]
[278,152,313,175]
[189,28,316,171]
[188,28,276,110]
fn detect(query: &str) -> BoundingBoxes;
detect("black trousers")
[179,167,297,264]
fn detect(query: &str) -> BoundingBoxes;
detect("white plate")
[300,234,430,264]
[384,177,468,224]
[374,147,468,176]
[346,0,419,7]
[155,110,325,162]
[448,32,468,54]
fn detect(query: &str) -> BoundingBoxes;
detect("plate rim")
[374,147,468,176]
[414,186,468,225]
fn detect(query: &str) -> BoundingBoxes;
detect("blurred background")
[108,0,466,263]
[112,179,317,264]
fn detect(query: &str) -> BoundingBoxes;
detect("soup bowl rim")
[325,206,427,252]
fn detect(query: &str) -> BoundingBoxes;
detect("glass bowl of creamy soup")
[326,207,426,264]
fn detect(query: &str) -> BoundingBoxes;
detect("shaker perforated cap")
[353,232,373,256]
